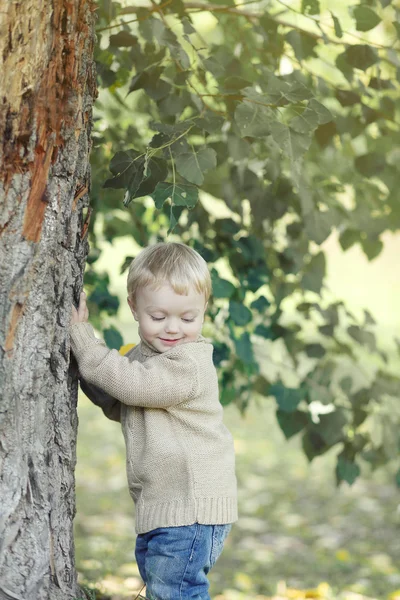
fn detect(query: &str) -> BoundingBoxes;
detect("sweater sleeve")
[70,323,198,408]
[79,378,122,423]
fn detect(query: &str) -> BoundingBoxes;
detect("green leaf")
[308,99,332,124]
[150,17,177,47]
[157,92,187,118]
[364,310,376,326]
[301,252,326,294]
[229,301,252,326]
[201,56,225,78]
[315,121,337,147]
[355,153,386,176]
[396,468,400,488]
[213,342,230,366]
[331,12,343,38]
[339,228,359,251]
[150,121,191,136]
[343,45,378,70]
[170,137,190,157]
[361,237,383,261]
[215,218,241,236]
[393,21,400,38]
[269,383,306,413]
[103,327,124,350]
[89,284,119,315]
[128,67,163,95]
[234,332,255,364]
[301,251,326,293]
[175,147,217,185]
[348,325,376,352]
[124,157,168,205]
[316,409,348,446]
[145,78,172,101]
[250,296,271,312]
[290,108,319,134]
[336,455,360,485]
[304,210,334,245]
[221,76,253,93]
[302,430,329,461]
[227,136,250,161]
[335,52,354,82]
[282,82,313,103]
[169,43,190,70]
[196,113,225,134]
[151,181,199,209]
[335,89,361,107]
[369,77,395,90]
[234,101,274,138]
[254,325,274,339]
[104,150,142,189]
[353,6,381,32]
[277,409,309,439]
[211,271,236,298]
[270,122,311,161]
[301,0,319,15]
[305,343,326,358]
[253,78,312,104]
[109,32,138,47]
[319,324,334,337]
[182,16,196,35]
[285,30,318,61]
[220,385,236,406]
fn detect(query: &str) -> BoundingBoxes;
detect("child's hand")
[71,292,89,325]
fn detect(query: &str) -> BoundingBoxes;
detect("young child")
[70,242,238,600]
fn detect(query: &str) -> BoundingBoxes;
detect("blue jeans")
[135,523,232,600]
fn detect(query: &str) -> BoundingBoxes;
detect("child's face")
[128,283,207,353]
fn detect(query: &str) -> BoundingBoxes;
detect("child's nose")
[165,318,179,333]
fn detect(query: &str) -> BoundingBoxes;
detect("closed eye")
[151,316,165,321]
[182,318,195,323]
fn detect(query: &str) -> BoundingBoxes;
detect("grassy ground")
[75,393,400,600]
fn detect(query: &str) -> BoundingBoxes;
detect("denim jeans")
[135,523,232,600]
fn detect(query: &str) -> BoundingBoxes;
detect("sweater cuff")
[70,322,101,362]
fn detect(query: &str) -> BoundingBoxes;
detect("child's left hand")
[71,292,89,325]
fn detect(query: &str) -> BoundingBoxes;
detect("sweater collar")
[138,332,205,357]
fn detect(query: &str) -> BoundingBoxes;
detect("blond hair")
[127,242,212,302]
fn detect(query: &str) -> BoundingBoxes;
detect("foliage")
[88,0,400,484]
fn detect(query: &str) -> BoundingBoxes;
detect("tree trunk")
[0,1,96,598]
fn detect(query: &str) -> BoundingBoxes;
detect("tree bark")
[0,1,96,598]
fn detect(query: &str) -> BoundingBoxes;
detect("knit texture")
[70,323,238,534]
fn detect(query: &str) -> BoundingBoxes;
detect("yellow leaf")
[388,591,400,600]
[285,582,331,598]
[336,548,350,561]
[119,343,136,355]
[234,572,253,591]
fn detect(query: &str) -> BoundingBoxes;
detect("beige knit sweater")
[70,323,238,534]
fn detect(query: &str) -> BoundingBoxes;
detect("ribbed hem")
[135,497,238,534]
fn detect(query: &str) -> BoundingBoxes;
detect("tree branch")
[119,2,398,52]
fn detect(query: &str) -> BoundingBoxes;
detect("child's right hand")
[71,292,89,325]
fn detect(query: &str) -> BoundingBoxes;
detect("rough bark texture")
[0,1,97,598]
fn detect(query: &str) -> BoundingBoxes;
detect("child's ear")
[127,296,138,321]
